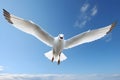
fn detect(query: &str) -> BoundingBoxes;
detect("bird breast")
[53,37,64,53]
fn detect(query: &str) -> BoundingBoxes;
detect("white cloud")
[81,3,90,13]
[74,2,98,28]
[75,20,87,28]
[91,6,98,16]
[0,74,120,80]
[0,66,4,71]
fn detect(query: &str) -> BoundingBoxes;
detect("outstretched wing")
[64,22,117,49]
[3,9,54,47]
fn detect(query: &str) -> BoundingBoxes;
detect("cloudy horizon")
[0,74,120,80]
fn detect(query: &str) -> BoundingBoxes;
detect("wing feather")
[64,22,117,49]
[3,9,54,47]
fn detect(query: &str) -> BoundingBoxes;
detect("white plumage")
[3,9,117,64]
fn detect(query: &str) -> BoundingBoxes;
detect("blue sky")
[0,0,120,77]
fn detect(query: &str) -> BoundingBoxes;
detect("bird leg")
[51,49,55,62]
[51,57,54,62]
[58,52,61,65]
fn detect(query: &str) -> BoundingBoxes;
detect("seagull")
[3,9,117,65]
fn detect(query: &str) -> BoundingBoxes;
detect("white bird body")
[53,36,64,56]
[45,35,67,63]
[3,9,117,64]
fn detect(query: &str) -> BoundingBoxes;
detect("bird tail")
[44,50,67,62]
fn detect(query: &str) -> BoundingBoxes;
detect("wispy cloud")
[0,74,120,80]
[80,3,90,13]
[91,6,98,16]
[0,66,4,71]
[74,2,98,28]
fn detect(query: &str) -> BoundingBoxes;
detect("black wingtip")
[107,21,117,34]
[3,9,13,24]
[3,9,6,12]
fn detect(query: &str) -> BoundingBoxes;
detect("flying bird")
[3,9,117,65]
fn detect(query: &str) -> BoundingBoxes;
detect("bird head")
[59,34,64,40]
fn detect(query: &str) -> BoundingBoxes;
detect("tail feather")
[44,50,67,62]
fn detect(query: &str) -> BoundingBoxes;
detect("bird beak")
[60,37,63,39]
